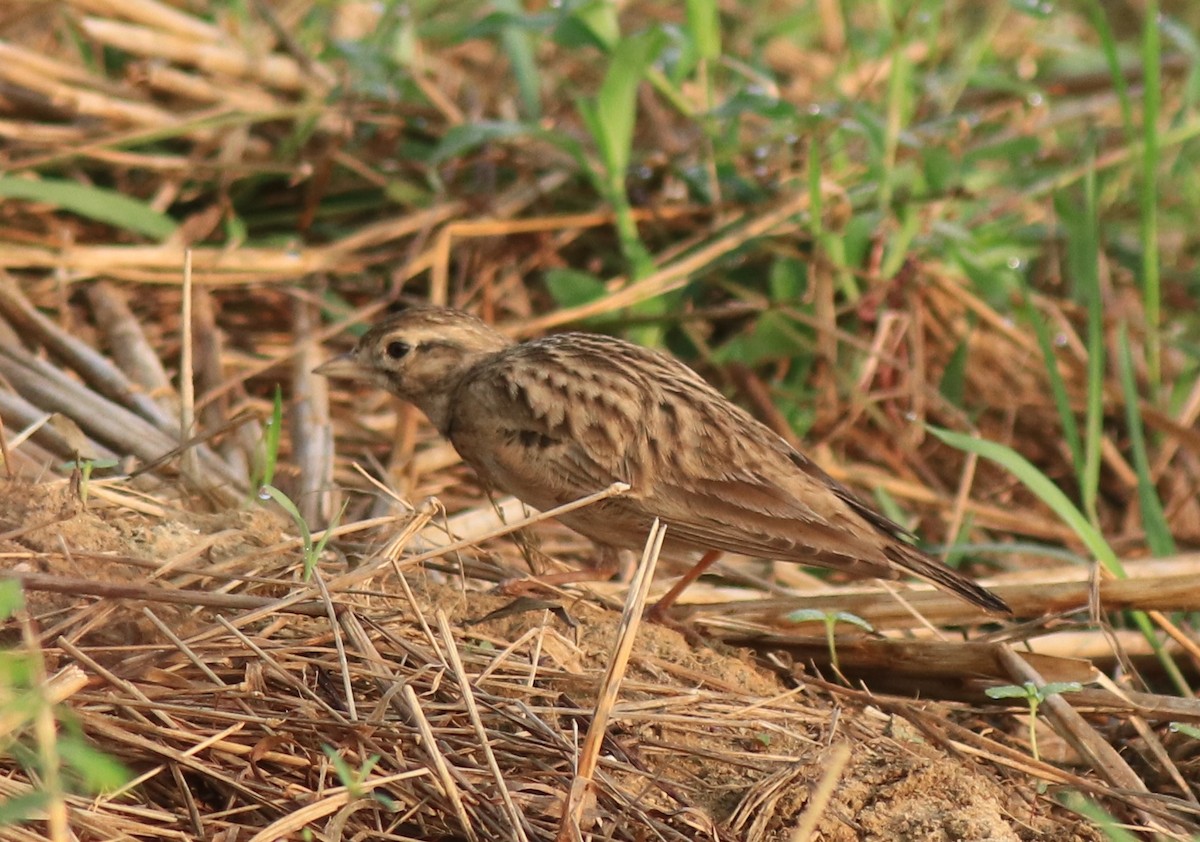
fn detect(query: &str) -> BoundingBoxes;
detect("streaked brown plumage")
[316,306,1008,616]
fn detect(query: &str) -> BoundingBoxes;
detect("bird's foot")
[643,600,709,645]
[496,548,623,597]
[494,567,611,597]
[494,577,553,598]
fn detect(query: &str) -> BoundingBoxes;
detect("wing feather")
[445,334,894,562]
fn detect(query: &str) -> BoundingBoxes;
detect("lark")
[316,306,1009,618]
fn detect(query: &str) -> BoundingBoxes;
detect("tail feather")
[825,476,1010,615]
[884,543,1010,615]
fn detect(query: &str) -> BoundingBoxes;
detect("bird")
[315,305,1009,619]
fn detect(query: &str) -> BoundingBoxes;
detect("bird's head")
[315,307,513,426]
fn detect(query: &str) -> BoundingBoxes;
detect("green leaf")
[1078,0,1135,136]
[685,0,720,60]
[1138,0,1162,390]
[260,484,313,563]
[784,608,873,632]
[0,792,48,825]
[1169,722,1200,739]
[1059,794,1141,842]
[1040,682,1083,698]
[711,91,800,122]
[544,268,607,308]
[428,121,535,164]
[465,10,555,40]
[491,0,542,118]
[1115,324,1174,556]
[590,29,667,176]
[832,611,873,632]
[939,339,969,407]
[1020,286,1083,476]
[576,99,609,175]
[59,736,130,792]
[428,121,585,171]
[1072,157,1105,527]
[767,257,808,300]
[712,310,810,365]
[260,385,284,490]
[311,501,347,568]
[553,0,620,51]
[922,145,959,194]
[0,579,23,621]
[927,426,1126,578]
[986,683,1034,700]
[0,176,177,240]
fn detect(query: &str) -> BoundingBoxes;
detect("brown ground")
[2,474,1101,841]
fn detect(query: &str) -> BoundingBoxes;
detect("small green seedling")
[254,389,346,578]
[59,457,120,505]
[985,681,1083,762]
[259,485,345,580]
[323,746,394,809]
[250,385,284,501]
[786,608,874,674]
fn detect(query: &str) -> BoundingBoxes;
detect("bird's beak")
[313,352,368,380]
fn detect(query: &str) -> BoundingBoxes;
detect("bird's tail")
[882,542,1010,615]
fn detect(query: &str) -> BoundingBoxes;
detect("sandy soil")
[2,475,1098,841]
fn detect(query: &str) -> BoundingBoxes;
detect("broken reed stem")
[1,570,329,616]
[401,683,480,842]
[788,743,851,842]
[994,645,1176,834]
[436,610,531,842]
[179,250,200,482]
[559,519,666,840]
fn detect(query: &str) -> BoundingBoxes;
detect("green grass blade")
[932,425,1192,694]
[492,0,542,119]
[1020,287,1084,474]
[807,135,856,299]
[1139,0,1163,393]
[576,28,664,279]
[594,29,666,177]
[927,426,1124,577]
[0,176,177,240]
[429,121,538,165]
[260,484,313,559]
[258,385,284,490]
[1079,0,1136,137]
[555,0,619,51]
[685,0,719,60]
[1059,794,1143,842]
[1078,155,1104,526]
[878,19,913,216]
[1115,324,1174,556]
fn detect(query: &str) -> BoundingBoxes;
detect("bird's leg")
[646,549,723,623]
[496,544,623,596]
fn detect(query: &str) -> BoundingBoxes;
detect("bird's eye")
[385,341,410,360]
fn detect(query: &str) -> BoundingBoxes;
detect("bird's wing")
[633,361,1007,611]
[448,334,891,563]
[644,398,910,576]
[444,336,644,512]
